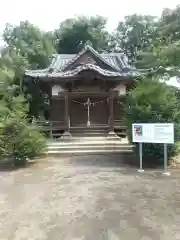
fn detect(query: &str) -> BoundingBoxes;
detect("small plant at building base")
[124,77,180,166]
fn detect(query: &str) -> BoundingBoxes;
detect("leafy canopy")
[55,16,110,53]
[124,77,180,164]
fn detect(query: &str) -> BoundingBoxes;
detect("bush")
[124,77,180,166]
[0,81,46,167]
[0,117,46,166]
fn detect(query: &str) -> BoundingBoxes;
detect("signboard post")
[138,142,144,172]
[163,143,170,176]
[132,123,174,175]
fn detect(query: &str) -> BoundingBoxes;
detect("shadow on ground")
[68,153,162,169]
[0,160,36,172]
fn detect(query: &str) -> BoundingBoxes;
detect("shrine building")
[24,45,137,137]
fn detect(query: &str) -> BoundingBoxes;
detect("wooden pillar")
[109,91,114,132]
[49,84,53,138]
[64,93,69,132]
[49,121,53,138]
[63,92,71,137]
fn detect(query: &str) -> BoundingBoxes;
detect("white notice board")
[132,123,174,144]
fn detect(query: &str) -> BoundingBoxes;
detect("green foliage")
[124,78,180,165]
[1,21,57,116]
[0,117,46,166]
[3,21,56,69]
[115,14,157,63]
[113,6,180,76]
[0,76,46,166]
[1,21,56,89]
[55,16,110,53]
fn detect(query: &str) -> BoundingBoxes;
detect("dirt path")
[0,155,180,240]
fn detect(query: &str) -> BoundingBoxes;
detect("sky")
[1,0,179,84]
[166,77,180,88]
[0,0,179,46]
[1,0,180,33]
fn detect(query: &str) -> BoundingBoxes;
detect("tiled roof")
[26,64,137,79]
[25,45,137,79]
[40,64,134,78]
[49,47,130,72]
[49,54,76,71]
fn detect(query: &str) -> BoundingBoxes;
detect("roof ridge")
[86,45,122,72]
[61,46,89,71]
[61,45,121,72]
[100,52,124,56]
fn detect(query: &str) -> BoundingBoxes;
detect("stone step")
[70,128,108,131]
[47,138,129,146]
[47,144,133,150]
[46,139,133,155]
[46,133,132,156]
[47,142,130,148]
[54,136,126,141]
[70,134,109,137]
[46,148,133,156]
[69,132,109,137]
[70,125,109,129]
[52,129,127,139]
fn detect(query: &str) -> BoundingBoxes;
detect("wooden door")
[90,97,108,125]
[70,98,87,126]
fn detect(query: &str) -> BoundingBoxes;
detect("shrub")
[0,117,46,166]
[124,77,180,165]
[0,81,46,167]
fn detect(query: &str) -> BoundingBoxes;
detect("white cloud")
[0,0,179,35]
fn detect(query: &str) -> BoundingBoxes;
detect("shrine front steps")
[51,126,127,139]
[46,136,134,156]
[68,128,109,137]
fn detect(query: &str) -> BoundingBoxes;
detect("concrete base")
[87,121,91,127]
[162,171,171,176]
[137,169,144,173]
[61,131,72,139]
[106,131,120,139]
[122,136,129,144]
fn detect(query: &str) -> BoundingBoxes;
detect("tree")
[0,77,46,166]
[124,77,180,165]
[136,6,180,74]
[1,21,56,118]
[113,7,180,77]
[55,16,110,54]
[3,21,56,70]
[159,6,180,43]
[114,14,157,64]
[2,21,56,86]
[156,6,180,69]
[0,60,46,166]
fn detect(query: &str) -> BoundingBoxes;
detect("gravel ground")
[0,155,180,240]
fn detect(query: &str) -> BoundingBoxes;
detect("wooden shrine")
[24,45,136,137]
